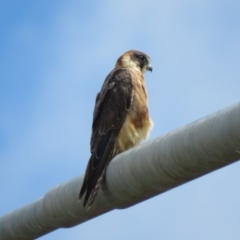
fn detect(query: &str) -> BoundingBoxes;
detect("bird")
[79,50,154,209]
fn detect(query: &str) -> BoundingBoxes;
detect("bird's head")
[115,50,152,74]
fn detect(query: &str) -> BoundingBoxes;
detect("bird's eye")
[139,55,146,62]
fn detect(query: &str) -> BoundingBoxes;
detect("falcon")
[79,50,154,209]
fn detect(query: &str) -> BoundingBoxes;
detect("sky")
[0,0,240,239]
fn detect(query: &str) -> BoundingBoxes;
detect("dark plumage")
[79,50,153,209]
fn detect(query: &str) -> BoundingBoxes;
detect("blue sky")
[0,0,240,239]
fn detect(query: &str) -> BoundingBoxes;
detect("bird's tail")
[79,154,109,210]
[79,165,107,210]
[79,141,118,209]
[86,167,107,210]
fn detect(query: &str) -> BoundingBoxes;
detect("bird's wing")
[79,68,133,208]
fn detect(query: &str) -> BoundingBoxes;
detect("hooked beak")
[146,64,153,72]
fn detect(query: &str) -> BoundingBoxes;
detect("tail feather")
[79,154,110,208]
[86,168,107,210]
[79,157,92,201]
[79,134,119,209]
